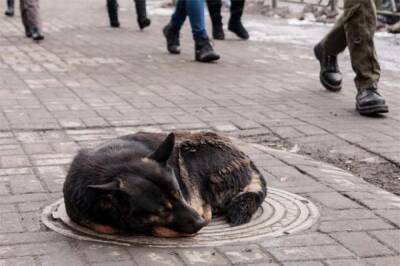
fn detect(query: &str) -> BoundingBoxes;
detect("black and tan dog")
[63,132,267,237]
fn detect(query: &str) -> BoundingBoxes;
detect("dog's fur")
[63,131,267,237]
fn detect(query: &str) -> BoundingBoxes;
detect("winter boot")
[314,42,343,92]
[163,23,181,54]
[107,0,120,27]
[135,0,151,30]
[228,0,249,40]
[356,88,388,115]
[31,28,44,41]
[195,37,220,62]
[206,0,225,40]
[5,0,14,17]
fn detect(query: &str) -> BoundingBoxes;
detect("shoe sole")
[196,55,220,63]
[356,103,389,115]
[313,46,342,92]
[163,27,180,54]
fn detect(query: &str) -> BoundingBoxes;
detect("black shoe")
[31,28,44,41]
[110,21,120,28]
[194,37,220,62]
[212,24,225,40]
[356,88,389,115]
[228,20,249,40]
[25,27,32,38]
[163,24,180,54]
[314,43,343,92]
[138,18,151,30]
[4,8,14,17]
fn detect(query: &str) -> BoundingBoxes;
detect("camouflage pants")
[20,0,42,34]
[320,0,380,91]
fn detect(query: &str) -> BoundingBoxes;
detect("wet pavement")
[0,0,399,265]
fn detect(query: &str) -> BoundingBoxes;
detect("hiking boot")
[135,0,150,30]
[138,18,151,30]
[314,43,342,92]
[25,26,32,38]
[4,7,14,17]
[31,28,44,41]
[356,88,389,115]
[194,37,220,62]
[212,24,225,40]
[110,21,120,28]
[228,20,249,40]
[163,24,180,54]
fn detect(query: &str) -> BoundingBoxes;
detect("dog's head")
[88,133,207,237]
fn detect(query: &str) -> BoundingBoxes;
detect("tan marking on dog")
[202,205,212,224]
[152,226,195,238]
[243,171,263,193]
[90,224,119,235]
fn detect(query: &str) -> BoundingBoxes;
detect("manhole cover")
[42,188,319,247]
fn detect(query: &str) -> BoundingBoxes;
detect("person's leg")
[5,0,14,16]
[134,0,150,29]
[163,0,187,54]
[228,0,249,39]
[24,0,43,40]
[185,0,207,39]
[344,0,387,114]
[20,0,32,37]
[186,0,220,62]
[315,0,387,115]
[107,0,120,27]
[314,15,346,91]
[206,0,225,40]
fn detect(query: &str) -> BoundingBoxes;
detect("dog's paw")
[227,206,252,226]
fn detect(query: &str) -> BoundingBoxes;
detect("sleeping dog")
[63,132,267,237]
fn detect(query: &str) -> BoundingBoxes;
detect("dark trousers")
[20,0,42,33]
[206,0,245,26]
[319,0,380,90]
[107,0,147,23]
[7,0,14,8]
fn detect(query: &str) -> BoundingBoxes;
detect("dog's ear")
[148,133,175,165]
[88,179,120,191]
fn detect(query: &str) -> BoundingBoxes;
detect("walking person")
[163,0,220,62]
[107,0,150,30]
[20,0,44,41]
[314,0,388,115]
[4,0,14,16]
[206,0,249,40]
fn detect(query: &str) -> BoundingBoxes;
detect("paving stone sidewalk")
[0,0,399,265]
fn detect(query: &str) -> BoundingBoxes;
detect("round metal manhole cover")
[41,187,319,247]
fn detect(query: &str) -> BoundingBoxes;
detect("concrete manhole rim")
[41,187,320,248]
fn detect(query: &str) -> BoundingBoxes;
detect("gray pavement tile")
[77,242,131,263]
[179,248,230,266]
[267,244,354,261]
[369,230,400,253]
[319,219,394,233]
[129,248,184,266]
[330,232,395,257]
[218,244,274,265]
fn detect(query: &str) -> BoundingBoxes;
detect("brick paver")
[0,0,399,265]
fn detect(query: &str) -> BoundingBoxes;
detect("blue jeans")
[170,0,208,39]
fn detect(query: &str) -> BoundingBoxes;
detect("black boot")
[195,37,220,62]
[206,0,225,40]
[31,28,44,41]
[107,0,120,27]
[24,25,32,38]
[135,0,151,30]
[356,88,388,115]
[5,0,14,17]
[314,43,343,92]
[163,23,180,54]
[228,0,249,40]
